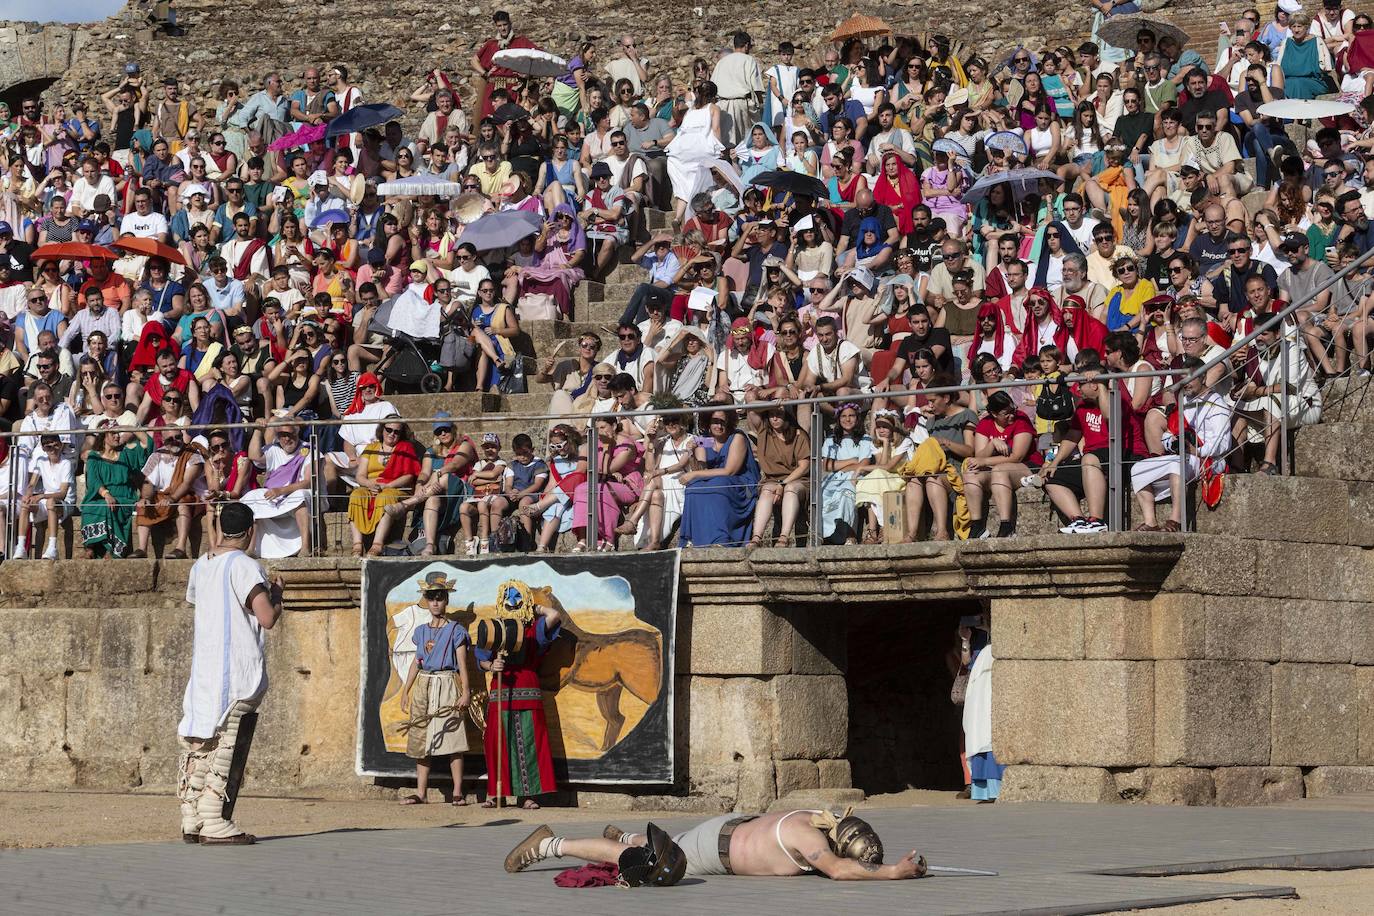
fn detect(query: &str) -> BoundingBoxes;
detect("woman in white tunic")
[626,413,696,550]
[239,420,313,558]
[666,81,734,223]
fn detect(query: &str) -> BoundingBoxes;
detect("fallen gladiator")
[504,808,927,885]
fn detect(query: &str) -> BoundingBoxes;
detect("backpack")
[1036,374,1076,422]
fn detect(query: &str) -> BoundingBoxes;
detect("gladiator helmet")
[617,823,687,887]
[813,808,884,865]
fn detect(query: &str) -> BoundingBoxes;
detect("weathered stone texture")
[994,660,1153,767]
[1270,664,1356,766]
[1212,767,1305,807]
[1000,765,1119,804]
[1154,660,1270,767]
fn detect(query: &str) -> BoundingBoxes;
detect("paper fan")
[933,137,971,159]
[985,131,1028,156]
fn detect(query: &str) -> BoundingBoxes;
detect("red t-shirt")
[1070,405,1108,453]
[975,413,1041,466]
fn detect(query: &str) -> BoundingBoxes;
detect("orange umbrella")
[828,13,893,42]
[31,242,118,261]
[111,236,187,265]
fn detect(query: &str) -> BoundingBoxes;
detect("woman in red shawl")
[873,151,922,239]
[346,414,420,554]
[1056,295,1108,362]
[1011,287,1064,368]
[968,300,1016,371]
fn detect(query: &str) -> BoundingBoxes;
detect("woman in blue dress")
[469,277,515,392]
[818,403,875,544]
[678,408,759,547]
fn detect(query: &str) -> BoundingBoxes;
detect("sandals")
[480,798,498,808]
[350,544,364,557]
[862,529,881,545]
[520,798,541,810]
[1257,461,1280,476]
[398,794,426,805]
[614,521,638,536]
[451,796,468,807]
[774,534,794,548]
[747,535,766,550]
[1160,519,1182,533]
[128,549,148,559]
[571,541,587,553]
[1133,523,1159,532]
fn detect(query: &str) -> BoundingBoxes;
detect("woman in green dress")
[81,424,152,558]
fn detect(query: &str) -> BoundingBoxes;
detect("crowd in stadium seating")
[0,3,1357,557]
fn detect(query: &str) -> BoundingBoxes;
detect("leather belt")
[717,815,757,874]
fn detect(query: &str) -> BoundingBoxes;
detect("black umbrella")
[491,102,531,125]
[749,169,828,199]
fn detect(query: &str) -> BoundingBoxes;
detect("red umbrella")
[111,236,188,265]
[31,242,118,261]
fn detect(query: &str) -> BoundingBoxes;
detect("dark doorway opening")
[1,78,60,120]
[846,599,981,795]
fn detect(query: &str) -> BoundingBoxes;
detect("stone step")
[1296,419,1374,482]
[1194,473,1374,547]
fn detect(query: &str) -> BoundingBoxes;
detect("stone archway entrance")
[1,77,60,118]
[845,599,981,795]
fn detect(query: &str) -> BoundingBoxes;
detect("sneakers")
[41,542,58,560]
[505,824,554,873]
[1060,517,1107,534]
[465,537,479,557]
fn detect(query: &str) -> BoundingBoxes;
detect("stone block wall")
[994,540,1374,805]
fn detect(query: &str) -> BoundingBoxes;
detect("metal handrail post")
[1176,395,1190,532]
[1107,377,1123,532]
[808,408,824,548]
[585,420,599,549]
[1279,330,1292,477]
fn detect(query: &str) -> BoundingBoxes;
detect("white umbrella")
[492,48,569,78]
[1257,98,1356,120]
[377,175,465,197]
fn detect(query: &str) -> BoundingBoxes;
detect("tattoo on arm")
[805,850,823,862]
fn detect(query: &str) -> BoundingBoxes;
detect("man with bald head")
[837,186,898,257]
[606,35,650,96]
[288,67,337,128]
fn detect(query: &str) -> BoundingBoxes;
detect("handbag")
[440,326,475,371]
[516,293,559,321]
[950,668,969,705]
[1036,374,1076,422]
[498,355,528,394]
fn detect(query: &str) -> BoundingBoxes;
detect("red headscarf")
[872,152,922,236]
[1056,295,1108,358]
[967,300,1010,367]
[345,372,382,416]
[1012,287,1064,367]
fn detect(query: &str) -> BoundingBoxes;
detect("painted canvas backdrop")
[357,552,678,784]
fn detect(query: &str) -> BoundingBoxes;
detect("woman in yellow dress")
[348,417,421,554]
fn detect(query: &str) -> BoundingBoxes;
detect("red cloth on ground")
[554,862,621,887]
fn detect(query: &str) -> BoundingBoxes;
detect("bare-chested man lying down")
[505,808,927,882]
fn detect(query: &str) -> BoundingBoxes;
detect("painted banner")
[356,553,678,784]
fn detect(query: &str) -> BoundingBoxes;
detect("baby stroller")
[375,330,445,393]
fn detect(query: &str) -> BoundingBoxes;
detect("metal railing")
[3,243,1368,557]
